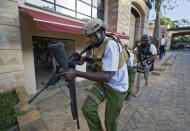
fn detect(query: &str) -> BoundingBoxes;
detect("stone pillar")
[128,13,136,49]
[167,32,173,50]
[140,16,146,36]
[135,17,141,41]
[107,0,120,32]
[144,15,149,34]
[117,0,131,35]
[0,0,25,92]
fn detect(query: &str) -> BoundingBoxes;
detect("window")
[56,0,75,10]
[56,6,75,17]
[25,0,54,11]
[25,0,104,21]
[92,7,97,18]
[77,1,91,16]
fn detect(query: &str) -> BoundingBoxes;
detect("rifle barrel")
[28,84,49,104]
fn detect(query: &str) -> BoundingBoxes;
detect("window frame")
[25,0,104,21]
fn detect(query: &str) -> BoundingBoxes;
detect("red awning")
[19,7,84,34]
[19,7,129,39]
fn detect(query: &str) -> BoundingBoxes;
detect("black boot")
[125,93,132,101]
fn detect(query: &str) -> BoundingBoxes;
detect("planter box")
[3,86,48,131]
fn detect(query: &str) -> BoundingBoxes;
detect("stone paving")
[33,50,190,131]
[118,50,190,131]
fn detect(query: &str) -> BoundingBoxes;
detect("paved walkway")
[33,50,190,131]
[118,50,190,131]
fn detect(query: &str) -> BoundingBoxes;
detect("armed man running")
[58,18,129,131]
[134,34,157,97]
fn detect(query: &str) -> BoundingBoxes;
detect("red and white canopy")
[19,7,129,39]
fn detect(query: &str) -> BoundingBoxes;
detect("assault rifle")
[28,43,92,129]
[137,53,153,73]
[137,53,146,73]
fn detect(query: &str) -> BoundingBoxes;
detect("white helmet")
[82,18,108,35]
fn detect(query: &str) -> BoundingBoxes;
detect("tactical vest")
[137,43,152,61]
[90,37,130,72]
[137,43,154,73]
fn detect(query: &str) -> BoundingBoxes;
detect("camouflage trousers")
[137,64,152,91]
[127,67,137,94]
[82,83,126,131]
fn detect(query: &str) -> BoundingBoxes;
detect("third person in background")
[133,34,157,97]
[159,34,168,59]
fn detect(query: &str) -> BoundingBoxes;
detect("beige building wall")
[129,13,136,49]
[0,0,25,92]
[107,0,119,32]
[117,0,131,35]
[107,0,151,49]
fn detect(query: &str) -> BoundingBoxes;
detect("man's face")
[87,33,98,47]
[141,40,148,45]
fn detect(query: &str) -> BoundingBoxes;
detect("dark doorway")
[32,36,75,90]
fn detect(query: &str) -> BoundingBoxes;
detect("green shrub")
[0,92,19,130]
[151,39,159,49]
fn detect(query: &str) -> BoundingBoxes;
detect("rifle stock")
[48,43,69,71]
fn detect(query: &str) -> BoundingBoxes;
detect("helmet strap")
[95,31,105,46]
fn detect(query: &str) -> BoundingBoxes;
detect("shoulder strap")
[96,38,111,59]
[146,43,151,55]
[137,44,142,52]
[107,34,130,68]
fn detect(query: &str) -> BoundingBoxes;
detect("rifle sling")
[88,92,101,104]
[92,85,105,98]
